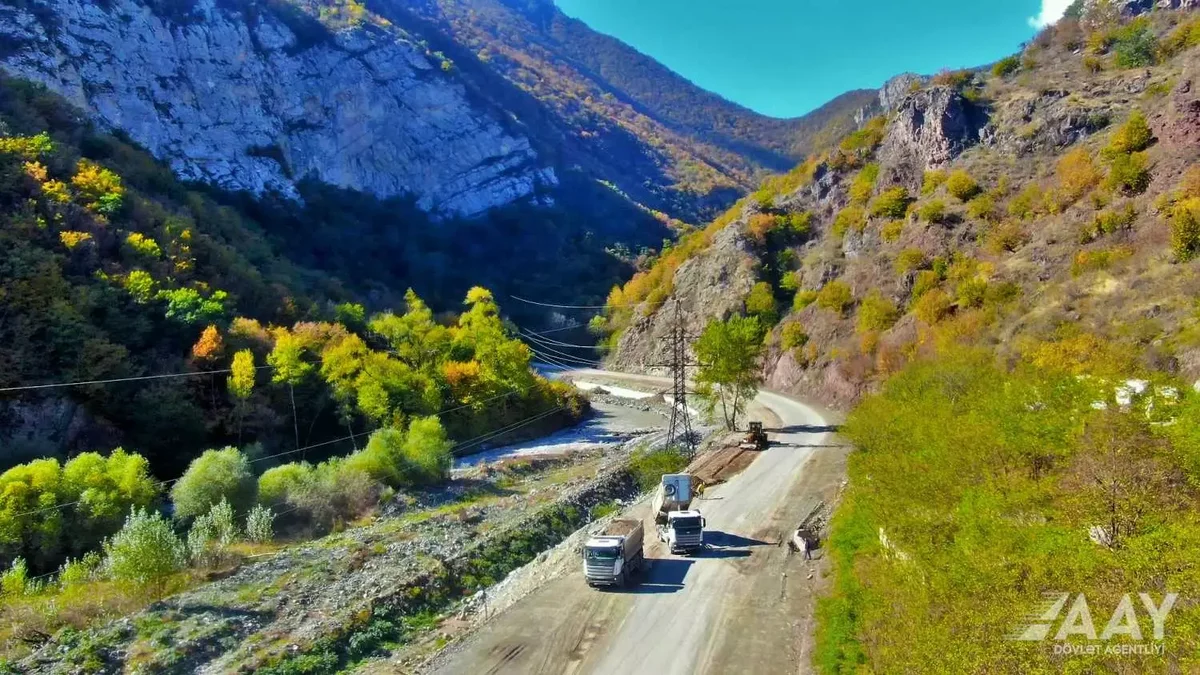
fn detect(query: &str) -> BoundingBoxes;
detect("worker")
[798,534,811,560]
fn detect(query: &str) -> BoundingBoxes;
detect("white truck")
[583,518,645,587]
[652,473,706,554]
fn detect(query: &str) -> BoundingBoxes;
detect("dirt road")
[429,373,849,675]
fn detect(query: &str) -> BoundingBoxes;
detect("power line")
[519,329,602,350]
[523,335,601,365]
[527,345,599,368]
[452,405,567,454]
[509,295,669,311]
[0,365,274,394]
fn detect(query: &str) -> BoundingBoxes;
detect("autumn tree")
[694,315,765,431]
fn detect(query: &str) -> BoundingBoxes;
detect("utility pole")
[658,299,700,458]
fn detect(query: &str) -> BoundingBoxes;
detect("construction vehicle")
[739,421,768,451]
[583,518,645,587]
[652,474,706,554]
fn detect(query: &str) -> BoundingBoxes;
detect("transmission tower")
[660,299,700,458]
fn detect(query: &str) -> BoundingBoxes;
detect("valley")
[0,0,1199,673]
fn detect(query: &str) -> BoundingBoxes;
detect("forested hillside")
[595,5,1200,671]
[0,73,585,479]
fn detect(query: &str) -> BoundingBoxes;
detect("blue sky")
[554,0,1073,118]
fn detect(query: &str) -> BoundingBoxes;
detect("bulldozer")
[739,421,768,451]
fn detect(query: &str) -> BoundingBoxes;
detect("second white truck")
[652,473,706,554]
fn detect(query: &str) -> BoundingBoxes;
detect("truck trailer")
[583,518,645,587]
[652,473,706,554]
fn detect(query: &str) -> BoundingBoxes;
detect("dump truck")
[739,421,768,451]
[652,473,706,554]
[583,518,645,587]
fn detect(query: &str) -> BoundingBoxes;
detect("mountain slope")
[401,0,878,219]
[604,8,1200,408]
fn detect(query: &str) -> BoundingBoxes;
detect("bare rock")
[0,0,556,217]
[877,86,987,190]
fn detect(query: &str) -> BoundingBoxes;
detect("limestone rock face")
[878,73,926,113]
[877,86,987,189]
[0,0,557,217]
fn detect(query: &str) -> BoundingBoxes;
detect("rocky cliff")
[0,0,557,217]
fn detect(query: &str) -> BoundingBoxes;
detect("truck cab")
[583,519,644,587]
[663,509,705,554]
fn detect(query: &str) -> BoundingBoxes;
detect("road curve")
[430,370,841,675]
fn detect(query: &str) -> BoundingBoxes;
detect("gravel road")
[428,371,847,675]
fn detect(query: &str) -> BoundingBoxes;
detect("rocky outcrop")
[981,89,1112,155]
[878,73,926,113]
[608,221,758,373]
[877,86,987,189]
[1090,0,1200,15]
[0,0,556,217]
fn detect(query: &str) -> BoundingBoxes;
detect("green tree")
[103,508,186,590]
[402,416,453,485]
[171,447,256,521]
[694,316,765,431]
[745,281,779,325]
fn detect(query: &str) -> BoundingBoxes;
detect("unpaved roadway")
[429,372,849,675]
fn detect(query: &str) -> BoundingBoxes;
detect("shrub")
[103,508,186,588]
[1111,17,1157,68]
[352,417,452,488]
[913,288,953,324]
[1056,148,1102,206]
[856,291,899,334]
[992,55,1021,77]
[123,232,162,260]
[1007,184,1045,220]
[1071,246,1134,276]
[158,287,229,325]
[946,171,981,202]
[1160,16,1200,58]
[817,281,854,315]
[1091,203,1137,238]
[984,222,1030,254]
[171,447,256,521]
[400,416,453,486]
[870,187,912,219]
[71,159,125,215]
[894,248,928,274]
[257,462,313,508]
[917,200,946,224]
[794,289,819,311]
[966,194,998,222]
[246,504,275,543]
[912,270,941,299]
[781,322,809,350]
[187,498,239,567]
[746,281,779,325]
[921,170,947,196]
[1105,152,1151,195]
[780,270,800,292]
[1,559,31,597]
[832,206,868,238]
[58,552,102,589]
[59,231,92,250]
[849,164,880,205]
[956,278,988,309]
[1106,111,1154,156]
[881,220,905,242]
[1170,198,1200,261]
[628,446,690,491]
[123,270,157,304]
[1083,55,1105,73]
